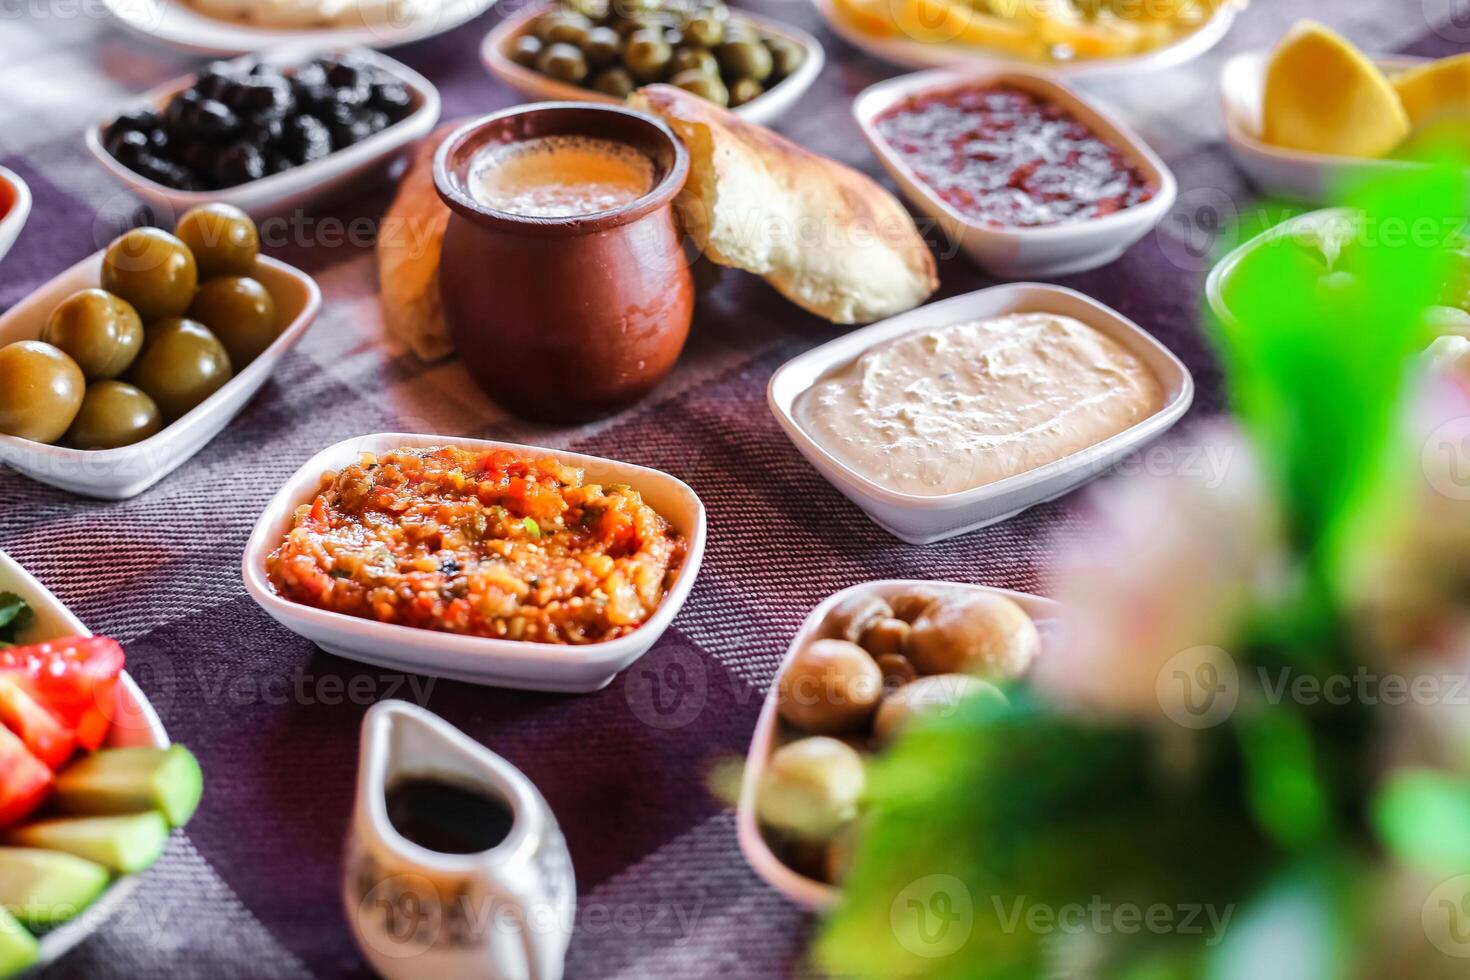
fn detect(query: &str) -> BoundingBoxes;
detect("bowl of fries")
[816,0,1246,76]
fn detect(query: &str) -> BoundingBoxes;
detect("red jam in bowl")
[873,84,1157,229]
[0,178,12,221]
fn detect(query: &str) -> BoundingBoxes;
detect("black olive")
[292,62,329,91]
[370,80,412,116]
[107,128,150,163]
[333,80,372,109]
[146,127,170,155]
[196,64,237,101]
[213,143,266,186]
[164,89,201,132]
[230,75,293,116]
[265,150,294,175]
[134,154,194,189]
[285,115,332,164]
[112,108,161,134]
[362,109,391,134]
[324,59,363,88]
[329,117,373,150]
[180,143,222,179]
[193,99,241,141]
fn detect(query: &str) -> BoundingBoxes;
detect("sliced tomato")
[0,678,75,770]
[0,722,51,830]
[0,636,125,751]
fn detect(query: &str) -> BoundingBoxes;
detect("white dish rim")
[767,283,1195,511]
[736,578,1061,910]
[0,165,32,265]
[240,432,708,677]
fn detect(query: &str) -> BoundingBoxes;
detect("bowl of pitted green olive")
[481,0,824,126]
[736,580,1058,908]
[0,204,320,499]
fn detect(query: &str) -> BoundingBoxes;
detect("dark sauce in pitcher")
[386,777,514,854]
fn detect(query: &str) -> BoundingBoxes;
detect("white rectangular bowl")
[85,47,441,218]
[242,433,707,693]
[768,283,1194,545]
[854,68,1177,278]
[736,579,1060,910]
[0,550,169,970]
[481,6,825,127]
[0,165,31,268]
[0,251,322,499]
[1221,51,1433,205]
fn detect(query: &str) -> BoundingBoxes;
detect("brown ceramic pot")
[433,103,694,423]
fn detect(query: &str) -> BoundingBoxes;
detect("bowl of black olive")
[87,48,441,217]
[482,0,824,126]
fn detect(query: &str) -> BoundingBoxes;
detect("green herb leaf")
[0,593,33,645]
[523,517,541,540]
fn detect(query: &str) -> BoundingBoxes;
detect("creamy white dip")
[793,313,1164,497]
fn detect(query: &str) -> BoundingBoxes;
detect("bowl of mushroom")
[737,580,1059,908]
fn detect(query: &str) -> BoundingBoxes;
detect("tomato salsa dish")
[266,446,687,645]
[873,84,1157,229]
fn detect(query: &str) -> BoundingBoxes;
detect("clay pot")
[434,103,694,423]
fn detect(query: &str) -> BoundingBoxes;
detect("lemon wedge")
[1394,53,1470,129]
[1262,21,1410,158]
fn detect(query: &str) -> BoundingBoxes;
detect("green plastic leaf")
[1372,769,1470,873]
[1235,706,1332,851]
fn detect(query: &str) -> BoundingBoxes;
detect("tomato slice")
[0,637,125,752]
[0,722,51,830]
[0,678,75,770]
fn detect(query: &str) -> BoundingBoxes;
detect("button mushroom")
[824,592,893,644]
[777,639,883,734]
[873,674,1006,743]
[756,736,865,843]
[903,593,1040,679]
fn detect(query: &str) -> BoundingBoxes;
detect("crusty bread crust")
[630,85,938,324]
[377,122,458,362]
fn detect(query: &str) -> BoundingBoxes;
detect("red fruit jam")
[0,178,12,221]
[874,84,1157,229]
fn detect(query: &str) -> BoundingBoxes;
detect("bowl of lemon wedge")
[1223,19,1470,203]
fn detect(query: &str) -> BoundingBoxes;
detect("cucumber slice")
[0,907,37,980]
[0,847,109,929]
[7,813,169,875]
[52,745,202,827]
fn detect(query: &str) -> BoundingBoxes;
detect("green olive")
[530,10,576,42]
[765,36,806,77]
[717,37,772,81]
[583,25,623,68]
[720,20,759,45]
[683,11,724,47]
[510,33,544,67]
[188,276,278,369]
[537,42,589,84]
[756,737,865,843]
[663,27,684,48]
[101,228,198,322]
[125,318,233,422]
[0,341,86,444]
[591,66,636,99]
[671,46,719,75]
[623,28,672,83]
[175,203,259,279]
[63,381,162,450]
[729,76,764,106]
[566,0,608,17]
[544,10,591,45]
[41,289,144,381]
[670,68,728,106]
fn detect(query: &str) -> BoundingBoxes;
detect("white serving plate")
[768,283,1194,544]
[853,68,1177,278]
[0,166,31,268]
[737,579,1060,909]
[0,550,170,971]
[86,47,441,218]
[101,0,497,55]
[480,6,825,127]
[0,250,322,499]
[242,432,707,693]
[813,0,1242,77]
[1221,51,1431,204]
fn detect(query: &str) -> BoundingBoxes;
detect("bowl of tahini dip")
[768,283,1194,544]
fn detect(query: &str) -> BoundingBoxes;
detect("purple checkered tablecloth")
[0,0,1456,976]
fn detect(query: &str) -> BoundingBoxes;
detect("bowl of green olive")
[482,0,824,126]
[0,204,321,499]
[737,580,1057,908]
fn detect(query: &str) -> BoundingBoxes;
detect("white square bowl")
[241,432,707,693]
[736,579,1061,910]
[767,283,1194,545]
[85,47,441,219]
[1220,51,1431,205]
[0,250,322,499]
[480,6,825,127]
[0,550,170,970]
[0,165,32,267]
[853,68,1177,278]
